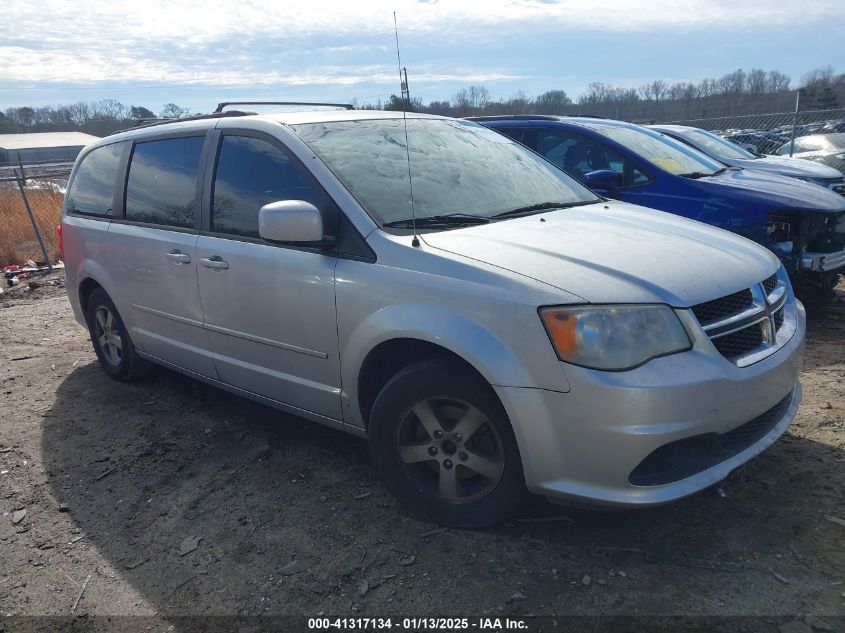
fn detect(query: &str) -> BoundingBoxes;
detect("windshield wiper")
[680,167,727,179]
[382,213,491,228]
[492,200,599,219]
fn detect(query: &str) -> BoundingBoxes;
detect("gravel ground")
[0,274,843,628]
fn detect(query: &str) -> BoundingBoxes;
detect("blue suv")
[473,116,845,294]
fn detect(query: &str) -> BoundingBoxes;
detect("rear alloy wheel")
[85,288,149,381]
[368,360,526,527]
[93,305,123,367]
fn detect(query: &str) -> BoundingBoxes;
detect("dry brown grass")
[0,184,63,267]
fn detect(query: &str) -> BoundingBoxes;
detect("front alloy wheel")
[396,397,505,503]
[368,359,526,527]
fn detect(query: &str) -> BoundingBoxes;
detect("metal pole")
[788,90,800,157]
[401,67,411,109]
[15,154,53,272]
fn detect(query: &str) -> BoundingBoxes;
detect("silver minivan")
[62,106,806,527]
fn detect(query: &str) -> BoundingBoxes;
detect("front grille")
[712,324,764,360]
[691,288,753,326]
[691,271,792,366]
[629,393,793,486]
[762,274,778,295]
[773,307,785,332]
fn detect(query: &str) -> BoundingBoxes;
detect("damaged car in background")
[475,116,845,298]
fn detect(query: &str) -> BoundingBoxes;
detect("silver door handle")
[166,251,191,264]
[200,257,229,270]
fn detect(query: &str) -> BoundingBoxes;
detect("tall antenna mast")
[393,11,419,247]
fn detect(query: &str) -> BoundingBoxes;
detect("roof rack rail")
[112,110,254,134]
[561,114,610,119]
[214,101,354,113]
[465,115,560,121]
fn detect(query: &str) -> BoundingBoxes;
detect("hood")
[700,167,845,212]
[725,155,843,180]
[422,201,780,306]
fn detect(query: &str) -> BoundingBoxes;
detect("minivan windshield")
[596,125,725,176]
[681,129,756,160]
[291,118,599,226]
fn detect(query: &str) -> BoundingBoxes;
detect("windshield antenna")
[393,11,419,247]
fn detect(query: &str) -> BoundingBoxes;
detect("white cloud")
[1,0,842,86]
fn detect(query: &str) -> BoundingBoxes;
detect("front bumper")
[497,302,806,507]
[800,248,845,272]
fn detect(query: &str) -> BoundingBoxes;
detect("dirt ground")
[1,274,843,628]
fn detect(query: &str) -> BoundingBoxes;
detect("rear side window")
[65,142,126,217]
[211,135,322,238]
[125,136,205,228]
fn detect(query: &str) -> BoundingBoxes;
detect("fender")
[339,302,571,428]
[71,258,124,330]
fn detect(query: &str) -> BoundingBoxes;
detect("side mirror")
[258,200,325,244]
[583,169,621,197]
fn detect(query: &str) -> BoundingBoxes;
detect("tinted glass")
[681,129,754,160]
[291,118,598,225]
[212,136,322,238]
[497,128,524,142]
[125,136,204,228]
[65,142,126,217]
[595,125,723,176]
[777,142,796,155]
[537,132,648,187]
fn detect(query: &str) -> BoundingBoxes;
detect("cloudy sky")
[2,0,843,113]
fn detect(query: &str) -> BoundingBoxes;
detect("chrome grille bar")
[691,270,795,367]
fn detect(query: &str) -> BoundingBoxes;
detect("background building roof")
[0,132,100,150]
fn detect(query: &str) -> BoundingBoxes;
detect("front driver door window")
[536,131,649,188]
[195,132,342,421]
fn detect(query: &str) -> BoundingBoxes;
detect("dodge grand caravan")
[62,106,806,527]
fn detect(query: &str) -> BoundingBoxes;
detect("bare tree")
[801,65,835,87]
[746,68,768,95]
[92,99,129,120]
[534,89,572,113]
[765,71,791,93]
[638,79,668,102]
[66,102,91,126]
[452,85,490,116]
[159,103,191,119]
[697,78,717,98]
[506,90,530,114]
[130,106,156,120]
[717,69,747,94]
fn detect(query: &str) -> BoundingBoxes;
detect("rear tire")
[85,288,149,381]
[368,359,526,528]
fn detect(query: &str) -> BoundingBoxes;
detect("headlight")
[539,305,692,370]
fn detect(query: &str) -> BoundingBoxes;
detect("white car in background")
[651,125,845,195]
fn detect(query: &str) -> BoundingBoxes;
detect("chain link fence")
[0,160,71,267]
[640,107,845,156]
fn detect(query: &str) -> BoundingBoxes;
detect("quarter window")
[211,135,322,238]
[125,136,204,228]
[65,142,127,217]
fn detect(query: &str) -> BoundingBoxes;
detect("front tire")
[368,360,526,528]
[85,288,149,381]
